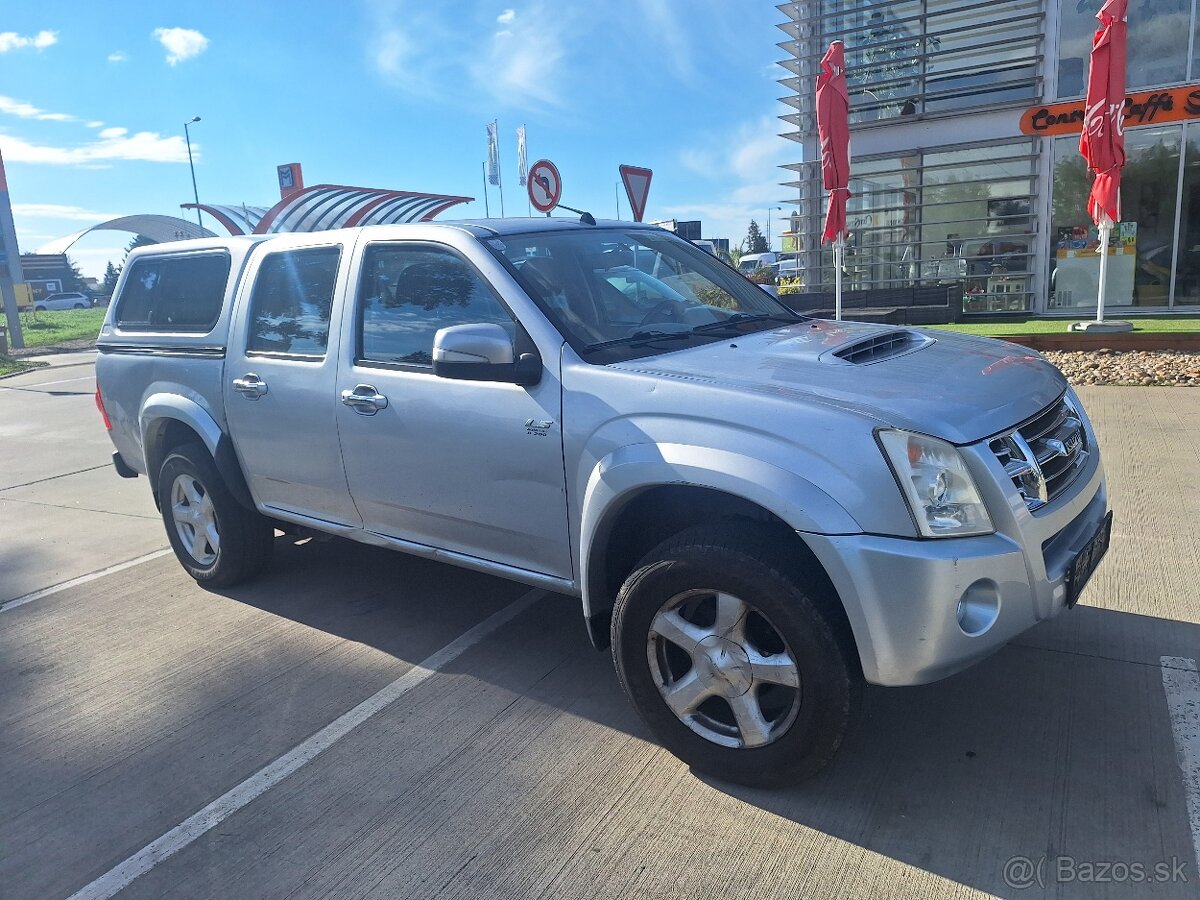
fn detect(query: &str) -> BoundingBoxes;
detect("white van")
[738,252,777,273]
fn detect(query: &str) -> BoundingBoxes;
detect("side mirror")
[432,323,541,386]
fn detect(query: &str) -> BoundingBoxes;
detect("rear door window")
[116,252,231,331]
[245,246,342,358]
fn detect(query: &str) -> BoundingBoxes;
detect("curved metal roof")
[184,185,472,236]
[35,215,214,255]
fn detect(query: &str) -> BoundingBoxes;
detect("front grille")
[989,396,1088,510]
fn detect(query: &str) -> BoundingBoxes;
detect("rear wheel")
[611,522,861,786]
[158,442,273,587]
[73,302,86,309]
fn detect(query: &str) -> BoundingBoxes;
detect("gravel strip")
[1043,349,1200,386]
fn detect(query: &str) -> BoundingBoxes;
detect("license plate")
[1064,510,1113,608]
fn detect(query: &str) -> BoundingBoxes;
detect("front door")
[335,239,571,579]
[224,238,361,527]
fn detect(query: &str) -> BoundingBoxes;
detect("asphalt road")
[1,353,1198,899]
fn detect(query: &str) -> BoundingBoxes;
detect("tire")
[73,303,86,309]
[34,305,46,312]
[611,521,861,787]
[158,442,273,588]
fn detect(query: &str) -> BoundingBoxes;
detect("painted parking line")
[1161,656,1200,875]
[66,587,547,900]
[0,548,173,613]
[2,374,95,389]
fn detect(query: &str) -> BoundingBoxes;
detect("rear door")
[334,237,571,579]
[225,234,361,527]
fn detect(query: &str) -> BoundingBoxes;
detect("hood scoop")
[824,329,933,366]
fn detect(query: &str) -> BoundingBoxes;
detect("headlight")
[878,429,993,538]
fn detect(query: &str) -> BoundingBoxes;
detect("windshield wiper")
[581,329,695,353]
[690,312,801,335]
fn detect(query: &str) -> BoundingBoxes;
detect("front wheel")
[158,442,273,588]
[611,522,861,786]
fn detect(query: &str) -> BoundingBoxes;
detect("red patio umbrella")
[1079,0,1127,324]
[815,40,851,320]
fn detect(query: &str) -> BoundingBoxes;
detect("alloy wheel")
[646,589,801,749]
[171,474,220,566]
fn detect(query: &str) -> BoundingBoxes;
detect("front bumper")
[803,453,1108,686]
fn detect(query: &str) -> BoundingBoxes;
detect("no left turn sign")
[527,159,562,213]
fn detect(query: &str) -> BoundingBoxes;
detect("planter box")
[998,331,1200,352]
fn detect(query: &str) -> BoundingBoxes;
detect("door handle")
[232,374,268,399]
[341,384,389,415]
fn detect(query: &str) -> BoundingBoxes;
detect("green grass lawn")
[0,355,49,378]
[17,307,106,348]
[928,316,1200,336]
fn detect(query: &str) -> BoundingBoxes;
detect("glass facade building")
[777,0,1200,315]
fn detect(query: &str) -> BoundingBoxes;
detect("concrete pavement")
[1,362,1198,899]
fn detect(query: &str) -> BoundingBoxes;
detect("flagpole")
[481,161,490,218]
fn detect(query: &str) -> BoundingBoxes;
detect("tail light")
[95,386,112,430]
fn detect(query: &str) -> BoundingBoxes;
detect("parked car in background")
[737,251,777,274]
[34,291,92,311]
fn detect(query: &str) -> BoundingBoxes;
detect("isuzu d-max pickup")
[96,218,1111,784]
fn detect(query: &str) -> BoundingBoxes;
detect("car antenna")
[556,204,595,225]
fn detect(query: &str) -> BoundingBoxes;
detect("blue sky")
[0,1,798,278]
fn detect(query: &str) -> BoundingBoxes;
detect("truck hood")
[609,320,1066,445]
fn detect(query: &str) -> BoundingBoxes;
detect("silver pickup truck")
[96,218,1111,785]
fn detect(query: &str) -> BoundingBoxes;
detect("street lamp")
[183,116,203,231]
[767,206,782,252]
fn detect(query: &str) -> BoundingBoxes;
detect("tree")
[123,234,157,262]
[62,255,87,292]
[102,261,121,297]
[746,220,768,254]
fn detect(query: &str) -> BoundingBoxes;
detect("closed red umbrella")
[1078,0,1127,324]
[815,40,851,319]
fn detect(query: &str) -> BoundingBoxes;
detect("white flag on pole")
[486,121,499,186]
[517,125,528,186]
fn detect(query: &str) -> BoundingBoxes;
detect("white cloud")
[0,30,58,53]
[0,95,74,122]
[631,0,694,81]
[471,7,566,107]
[0,130,192,165]
[87,120,104,129]
[152,27,209,66]
[368,1,566,109]
[107,51,128,63]
[666,117,797,247]
[13,203,126,222]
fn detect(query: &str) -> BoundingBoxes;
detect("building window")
[1057,0,1194,99]
[808,0,1043,122]
[1050,126,1182,309]
[813,139,1039,313]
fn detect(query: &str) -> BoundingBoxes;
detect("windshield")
[485,227,801,363]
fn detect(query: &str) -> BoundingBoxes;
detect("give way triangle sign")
[619,164,653,222]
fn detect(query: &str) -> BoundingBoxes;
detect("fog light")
[956,580,1000,636]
